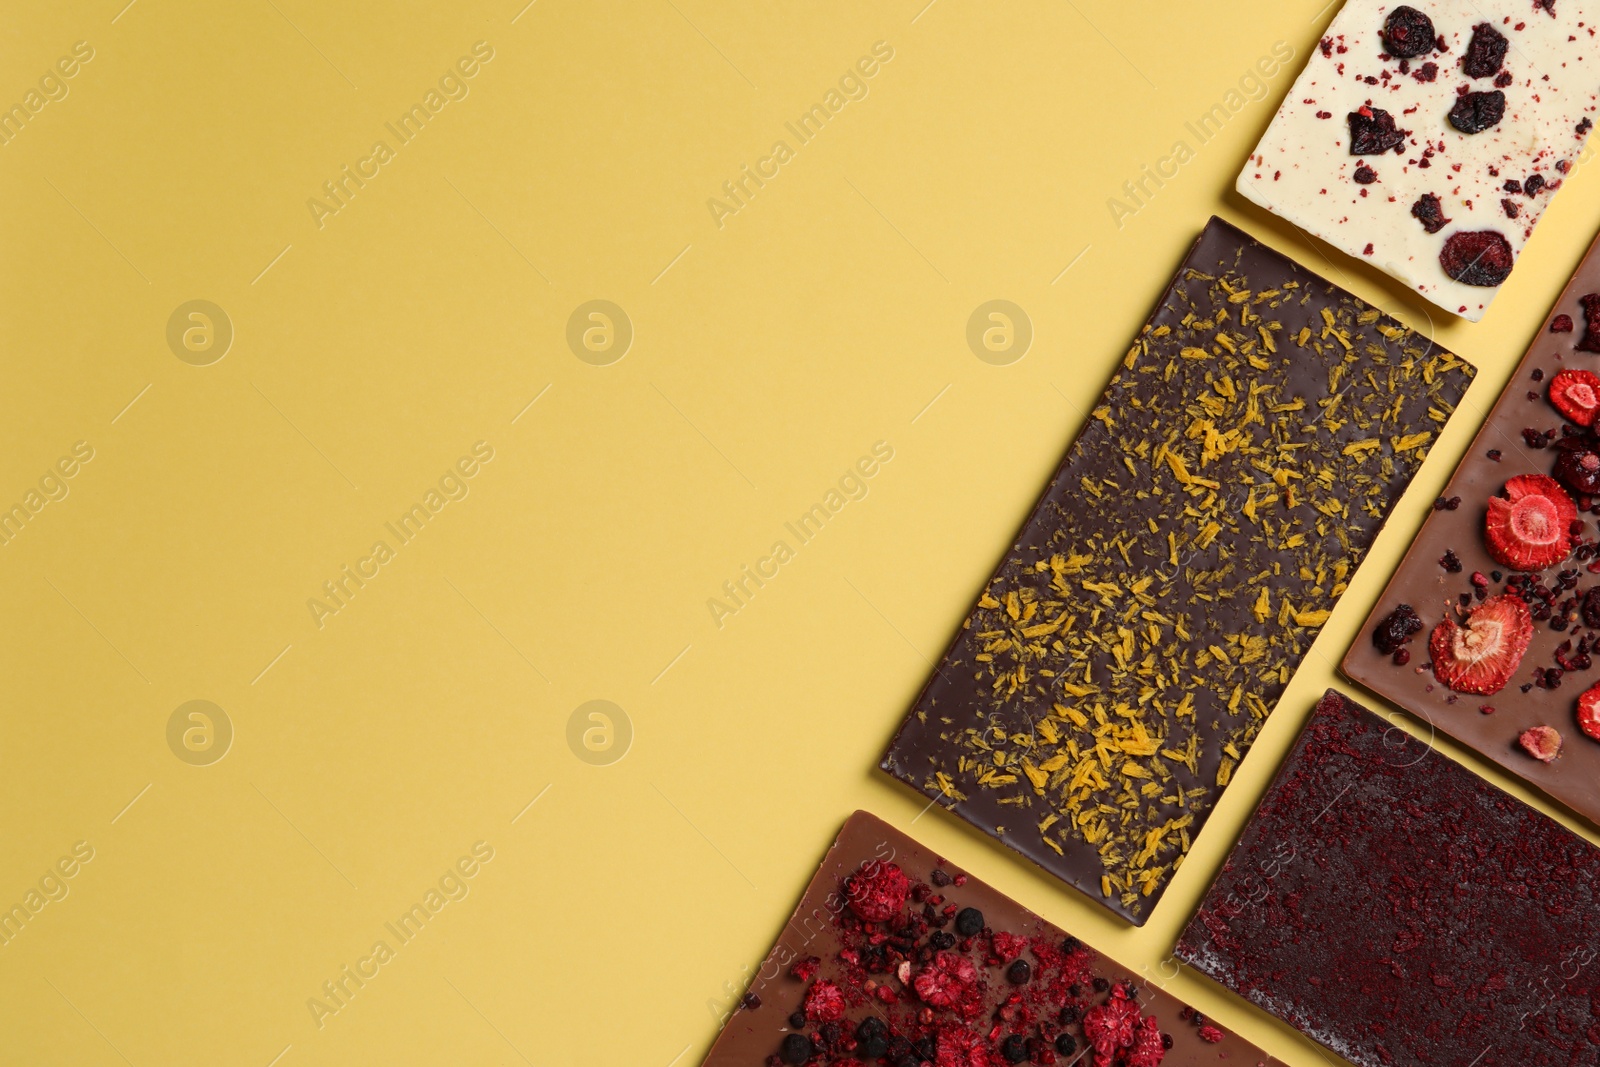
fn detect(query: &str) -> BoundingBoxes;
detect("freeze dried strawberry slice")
[1429,594,1533,695]
[1577,685,1600,742]
[1084,986,1142,1062]
[1550,369,1600,426]
[1520,724,1563,762]
[1485,474,1576,571]
[843,859,909,922]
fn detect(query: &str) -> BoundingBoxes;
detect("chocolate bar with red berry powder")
[1177,689,1600,1067]
[882,216,1474,925]
[703,810,1280,1067]
[1344,222,1600,828]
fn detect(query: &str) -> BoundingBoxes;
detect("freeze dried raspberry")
[1449,90,1506,134]
[790,956,820,981]
[1411,193,1451,233]
[1430,594,1534,695]
[990,931,1027,960]
[1440,230,1514,286]
[1577,294,1600,353]
[1486,475,1576,571]
[1197,1026,1225,1044]
[1126,1018,1167,1067]
[844,860,909,922]
[1373,603,1423,654]
[913,952,982,1016]
[1354,162,1379,184]
[1382,6,1436,57]
[1519,724,1563,762]
[1575,684,1600,742]
[1555,450,1600,495]
[1462,22,1509,77]
[803,979,845,1022]
[1552,314,1574,333]
[1084,987,1142,1062]
[934,1025,991,1067]
[1349,106,1408,154]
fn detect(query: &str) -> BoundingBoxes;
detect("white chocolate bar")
[1239,1,1598,321]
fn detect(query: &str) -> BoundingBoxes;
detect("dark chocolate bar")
[703,810,1278,1067]
[1177,689,1600,1067]
[1344,223,1600,828]
[880,216,1476,924]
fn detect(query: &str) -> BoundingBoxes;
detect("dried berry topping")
[844,860,909,922]
[1486,474,1577,571]
[1526,173,1548,197]
[1348,106,1408,154]
[1000,1035,1030,1064]
[1005,958,1030,984]
[1381,6,1437,57]
[1577,294,1600,353]
[1440,230,1515,287]
[803,979,845,1021]
[779,1033,812,1065]
[1555,450,1600,496]
[1519,724,1563,762]
[1430,594,1534,694]
[953,907,983,936]
[1580,117,1595,137]
[1577,684,1600,741]
[1411,193,1451,233]
[1373,603,1424,654]
[1502,198,1521,219]
[1440,548,1464,573]
[1197,1025,1225,1044]
[1354,162,1379,184]
[1552,314,1575,333]
[1462,22,1509,78]
[911,952,981,1014]
[1055,1034,1078,1055]
[1449,90,1507,134]
[1552,370,1600,427]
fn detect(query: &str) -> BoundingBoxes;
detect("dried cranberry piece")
[1462,23,1509,78]
[1577,294,1600,353]
[1557,450,1600,495]
[1415,60,1439,82]
[1411,193,1451,233]
[1354,162,1379,184]
[1373,604,1424,654]
[1348,106,1408,154]
[1382,6,1437,58]
[1527,174,1548,197]
[1449,91,1506,134]
[1440,230,1514,286]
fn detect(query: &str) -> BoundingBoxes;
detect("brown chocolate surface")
[880,216,1476,925]
[704,810,1279,1067]
[1177,689,1600,1067]
[1342,223,1600,828]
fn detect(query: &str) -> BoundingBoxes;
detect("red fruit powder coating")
[1177,690,1600,1067]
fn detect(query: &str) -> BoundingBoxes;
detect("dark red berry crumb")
[1526,173,1548,196]
[1373,603,1423,654]
[1450,90,1507,134]
[1440,230,1514,287]
[1439,549,1463,573]
[1349,106,1408,154]
[1462,22,1509,78]
[1488,448,1502,461]
[1495,70,1514,87]
[1553,314,1574,333]
[1354,162,1379,184]
[1577,293,1600,353]
[1411,193,1451,233]
[1382,6,1437,58]
[1580,117,1595,137]
[1502,198,1521,218]
[1394,648,1411,666]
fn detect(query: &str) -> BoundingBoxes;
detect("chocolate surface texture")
[881,216,1475,924]
[1177,689,1600,1067]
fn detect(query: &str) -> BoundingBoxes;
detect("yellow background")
[3,1,1598,1065]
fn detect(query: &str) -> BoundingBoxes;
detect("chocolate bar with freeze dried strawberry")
[881,216,1475,925]
[1345,223,1600,827]
[703,811,1280,1067]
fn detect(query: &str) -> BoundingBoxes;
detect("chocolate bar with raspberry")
[704,810,1279,1067]
[1344,223,1600,829]
[1177,689,1600,1067]
[881,216,1475,925]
